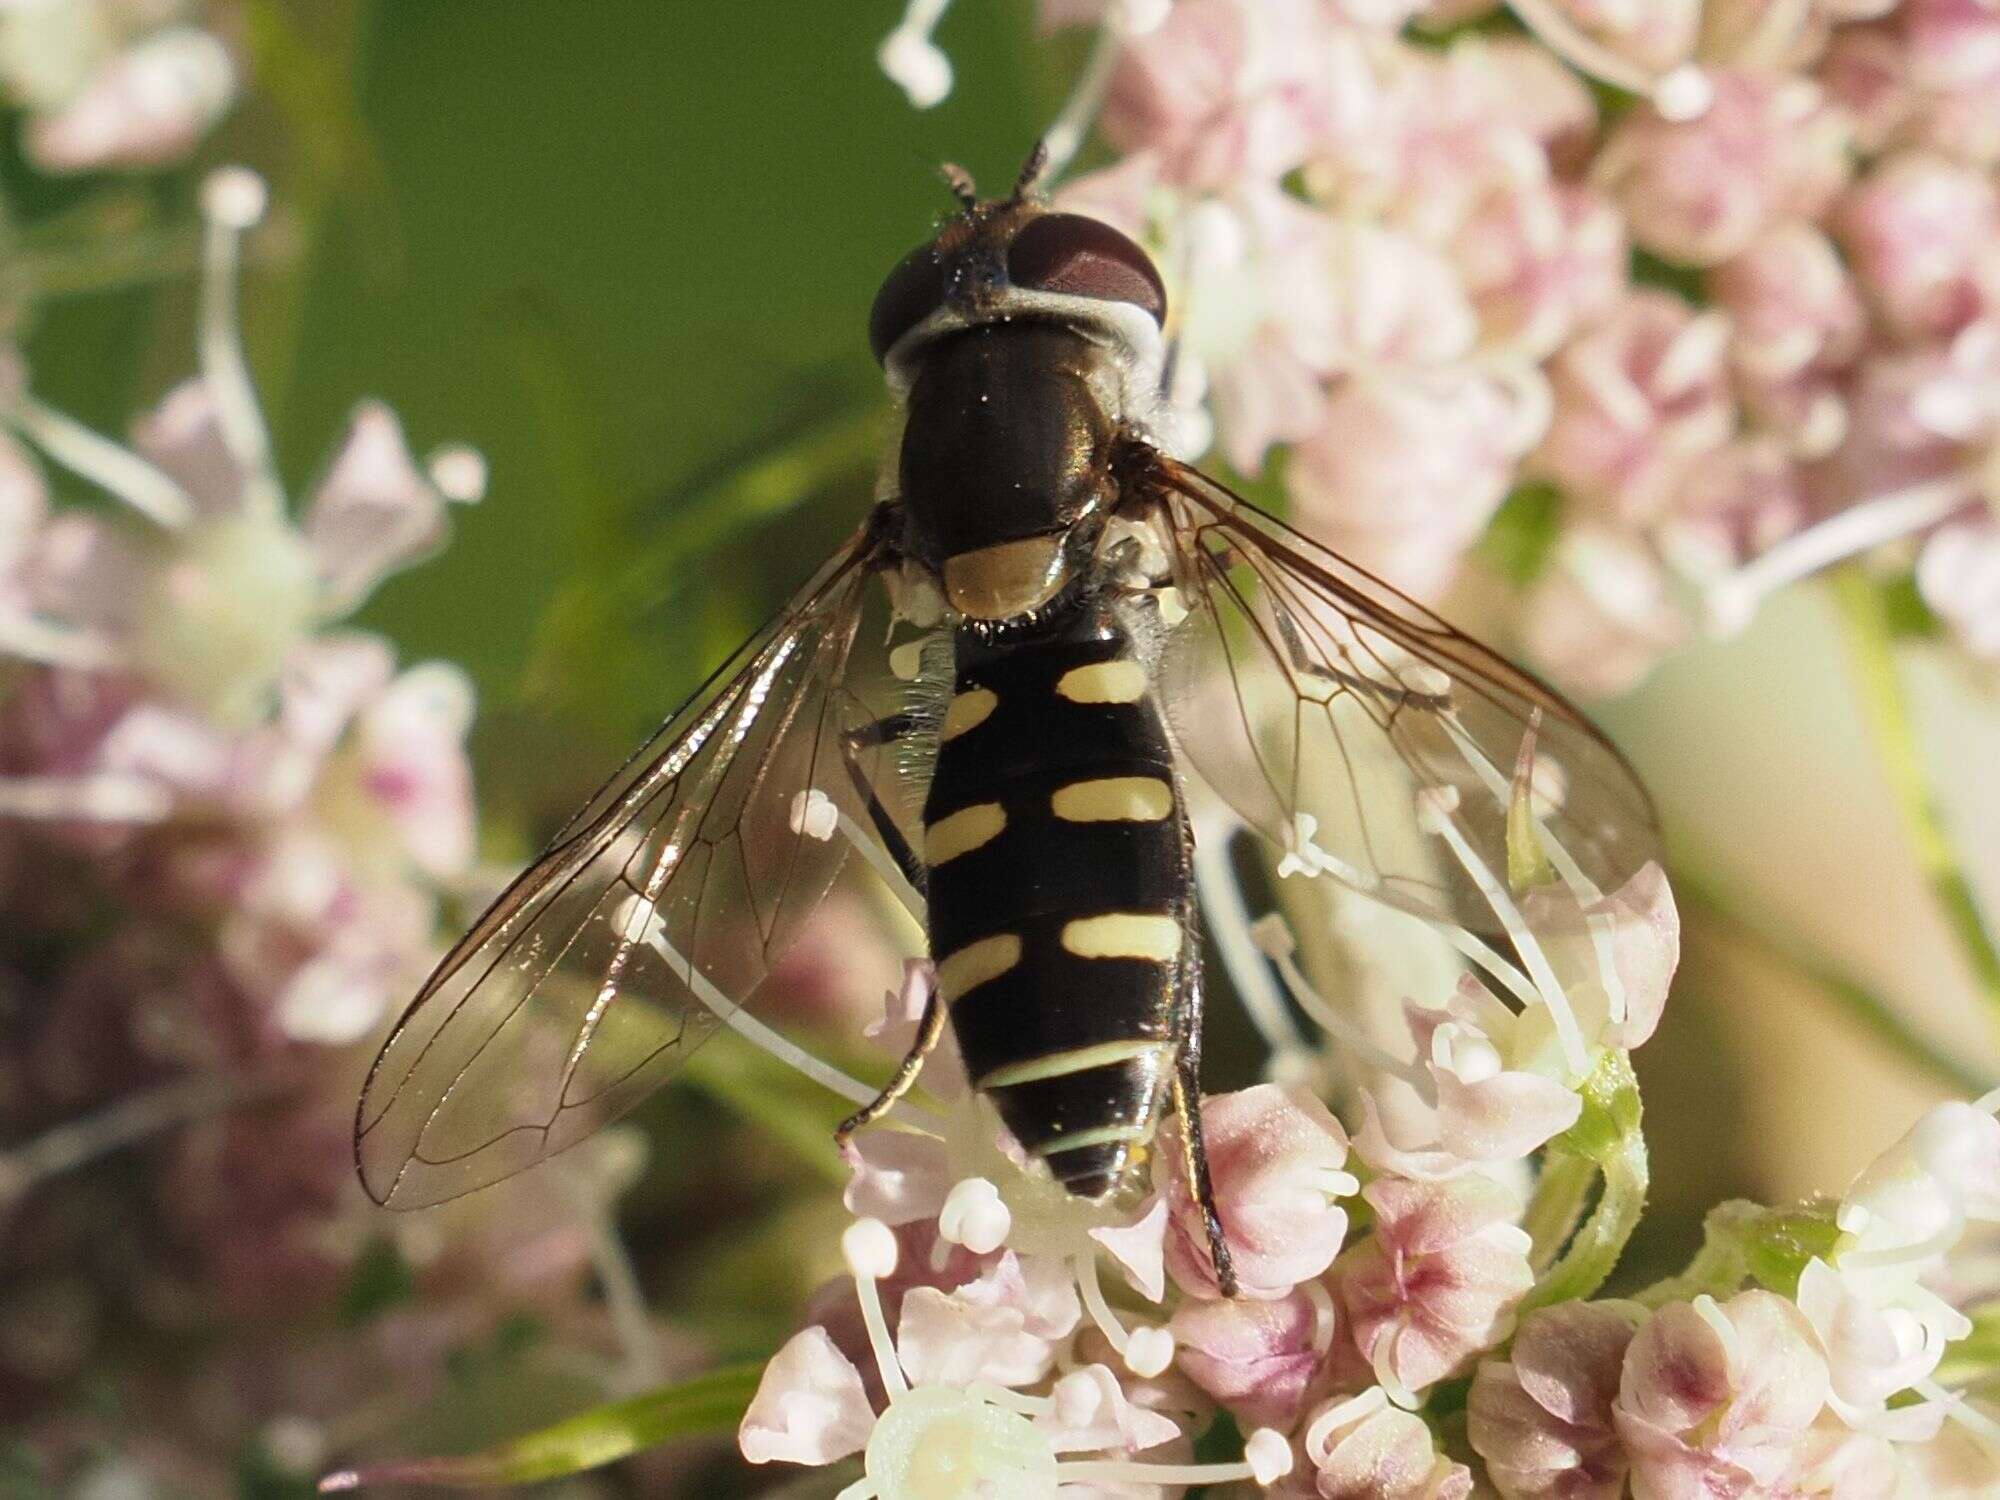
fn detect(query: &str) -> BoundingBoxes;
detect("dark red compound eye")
[869,242,949,363]
[1006,213,1167,326]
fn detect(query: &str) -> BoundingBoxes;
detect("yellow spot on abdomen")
[1056,660,1147,704]
[925,802,1006,865]
[1061,912,1182,962]
[940,687,997,743]
[936,933,1022,1004]
[1051,776,1174,823]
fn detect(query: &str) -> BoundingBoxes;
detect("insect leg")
[835,976,946,1145]
[841,714,928,895]
[1170,923,1239,1298]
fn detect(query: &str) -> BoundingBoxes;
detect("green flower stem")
[1633,1199,1842,1308]
[1521,1051,1648,1312]
[1830,568,2000,1028]
[1673,860,1993,1095]
[1520,1152,1595,1272]
[318,1362,764,1490]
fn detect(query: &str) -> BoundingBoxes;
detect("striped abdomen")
[923,600,1189,1200]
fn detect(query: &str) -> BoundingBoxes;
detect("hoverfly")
[354,148,1659,1296]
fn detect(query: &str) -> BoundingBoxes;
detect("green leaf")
[1630,249,1706,305]
[1479,481,1565,587]
[679,1028,886,1183]
[320,1363,764,1491]
[337,1237,416,1326]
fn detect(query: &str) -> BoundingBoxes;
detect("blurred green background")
[26,0,1088,840]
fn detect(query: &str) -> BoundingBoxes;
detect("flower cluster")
[1466,1092,2000,1499]
[0,167,538,1482]
[1013,0,2000,688]
[0,0,236,173]
[740,679,2000,1495]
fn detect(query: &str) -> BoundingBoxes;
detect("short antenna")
[1012,139,1051,200]
[940,161,978,210]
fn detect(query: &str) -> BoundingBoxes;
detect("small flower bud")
[939,1177,1012,1255]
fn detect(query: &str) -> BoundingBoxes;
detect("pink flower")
[1613,1290,1830,1497]
[1354,978,1582,1182]
[1917,516,2000,656]
[1519,527,1690,698]
[1467,1301,1636,1500]
[304,402,475,615]
[1454,178,1628,360]
[20,26,236,174]
[739,1325,876,1465]
[1711,225,1865,456]
[1339,1175,1535,1396]
[1597,71,1850,266]
[1157,1084,1357,1300]
[1099,0,1341,189]
[1535,290,1735,525]
[1306,1388,1474,1500]
[1171,1283,1331,1428]
[1793,1258,1948,1439]
[1836,152,2000,343]
[1035,1362,1182,1455]
[1290,366,1541,597]
[1521,861,1681,1053]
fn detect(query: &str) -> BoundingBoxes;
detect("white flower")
[738,1218,1295,1498]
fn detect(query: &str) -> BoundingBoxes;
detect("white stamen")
[198,166,282,519]
[426,444,487,502]
[790,788,840,842]
[5,393,194,529]
[200,165,267,228]
[1419,786,1590,1079]
[938,1176,1012,1254]
[1244,1427,1295,1485]
[843,1219,911,1399]
[1652,65,1714,121]
[1123,1324,1174,1378]
[879,0,954,109]
[1258,920,1434,1098]
[1303,1277,1336,1355]
[645,920,938,1123]
[1705,475,1973,636]
[1305,1387,1389,1465]
[0,773,173,823]
[836,810,927,928]
[1506,0,1705,116]
[1193,820,1311,1056]
[0,615,119,669]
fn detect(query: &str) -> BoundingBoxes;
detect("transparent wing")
[355,532,890,1208]
[1140,449,1660,932]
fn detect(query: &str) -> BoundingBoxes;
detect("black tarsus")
[835,958,946,1143]
[841,713,928,896]
[1170,895,1238,1297]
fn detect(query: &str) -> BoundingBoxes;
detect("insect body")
[354,151,1661,1299]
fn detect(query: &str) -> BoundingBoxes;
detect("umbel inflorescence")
[735,704,2000,1497]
